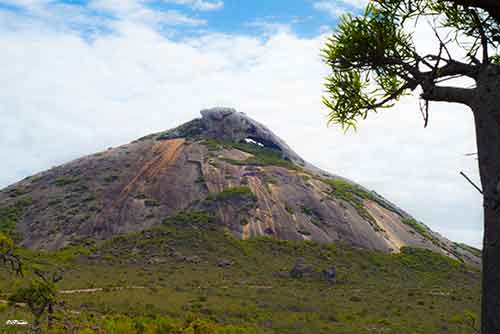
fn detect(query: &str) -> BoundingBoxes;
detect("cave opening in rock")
[243,136,282,152]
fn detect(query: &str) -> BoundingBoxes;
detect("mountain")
[0,107,480,265]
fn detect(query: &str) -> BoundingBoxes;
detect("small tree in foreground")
[0,233,22,276]
[321,0,499,333]
[8,269,62,334]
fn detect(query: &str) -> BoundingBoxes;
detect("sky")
[0,0,484,247]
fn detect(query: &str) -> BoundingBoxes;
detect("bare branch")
[469,8,490,63]
[421,60,478,79]
[420,85,476,105]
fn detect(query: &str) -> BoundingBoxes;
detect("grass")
[0,209,480,334]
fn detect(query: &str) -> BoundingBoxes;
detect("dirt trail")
[59,286,146,294]
[0,286,147,306]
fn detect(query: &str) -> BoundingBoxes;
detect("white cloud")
[162,0,224,11]
[245,18,292,35]
[0,10,483,248]
[313,0,369,17]
[0,0,206,30]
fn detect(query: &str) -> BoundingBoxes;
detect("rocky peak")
[199,107,305,166]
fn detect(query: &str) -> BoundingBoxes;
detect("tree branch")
[421,60,479,79]
[420,85,476,105]
[443,0,500,23]
[469,8,489,63]
[362,81,417,110]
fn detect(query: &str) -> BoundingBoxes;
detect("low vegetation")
[213,186,257,202]
[320,178,383,232]
[52,178,81,187]
[0,210,480,334]
[0,197,33,237]
[202,139,299,170]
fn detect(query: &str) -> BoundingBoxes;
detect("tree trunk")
[472,73,500,333]
[31,316,41,334]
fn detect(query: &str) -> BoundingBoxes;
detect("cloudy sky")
[0,0,483,247]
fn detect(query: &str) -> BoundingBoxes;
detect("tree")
[321,0,500,332]
[8,269,63,334]
[0,232,23,276]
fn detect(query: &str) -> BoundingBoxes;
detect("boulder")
[217,259,233,267]
[322,266,337,281]
[290,260,314,278]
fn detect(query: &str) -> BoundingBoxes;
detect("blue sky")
[0,0,484,247]
[0,0,361,39]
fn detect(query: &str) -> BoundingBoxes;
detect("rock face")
[0,107,481,266]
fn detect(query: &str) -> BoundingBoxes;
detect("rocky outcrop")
[0,107,481,266]
[200,107,306,166]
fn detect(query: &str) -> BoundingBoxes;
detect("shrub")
[163,211,215,228]
[104,175,119,183]
[301,206,313,216]
[215,187,257,202]
[144,199,160,207]
[53,177,80,186]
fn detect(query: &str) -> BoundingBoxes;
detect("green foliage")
[398,247,460,272]
[0,233,14,254]
[213,187,257,202]
[0,198,33,235]
[157,119,204,141]
[144,199,161,208]
[321,0,499,130]
[163,211,216,228]
[201,139,222,151]
[301,206,313,216]
[0,218,480,334]
[322,178,371,202]
[195,176,206,184]
[322,4,412,130]
[104,175,119,183]
[0,303,7,313]
[202,139,299,170]
[401,218,440,245]
[455,243,482,258]
[53,177,80,187]
[100,314,255,334]
[320,178,380,229]
[8,278,56,313]
[0,207,21,234]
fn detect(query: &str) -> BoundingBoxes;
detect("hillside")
[0,108,480,266]
[0,213,481,333]
[0,107,482,333]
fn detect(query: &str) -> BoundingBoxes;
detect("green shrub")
[144,199,161,207]
[215,187,257,202]
[104,175,119,183]
[301,206,313,216]
[163,211,215,228]
[0,303,7,313]
[53,177,80,186]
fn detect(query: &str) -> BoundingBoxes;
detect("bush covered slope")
[0,210,480,334]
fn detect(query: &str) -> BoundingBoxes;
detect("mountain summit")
[0,107,480,265]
